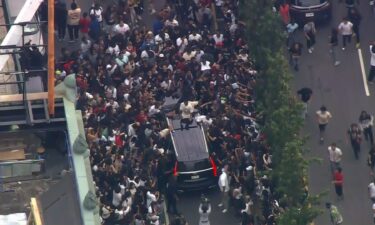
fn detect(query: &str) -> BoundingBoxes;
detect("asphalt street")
[292,1,375,225]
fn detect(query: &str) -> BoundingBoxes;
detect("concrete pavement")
[292,1,375,225]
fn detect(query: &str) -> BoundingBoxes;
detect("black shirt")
[297,87,313,103]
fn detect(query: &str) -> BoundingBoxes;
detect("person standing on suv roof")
[179,100,198,130]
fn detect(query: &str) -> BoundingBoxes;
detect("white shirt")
[370,45,375,66]
[113,23,130,35]
[338,21,353,35]
[316,110,332,124]
[112,191,122,207]
[328,146,342,163]
[188,33,202,42]
[81,40,92,53]
[213,34,224,45]
[146,191,157,208]
[369,183,375,198]
[218,171,229,192]
[180,101,198,119]
[176,37,188,47]
[90,7,103,22]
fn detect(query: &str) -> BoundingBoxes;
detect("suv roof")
[167,117,209,162]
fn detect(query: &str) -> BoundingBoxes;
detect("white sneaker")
[308,49,312,54]
[218,203,223,207]
[334,61,341,66]
[342,47,345,50]
[222,209,227,213]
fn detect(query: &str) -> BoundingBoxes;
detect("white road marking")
[358,48,370,96]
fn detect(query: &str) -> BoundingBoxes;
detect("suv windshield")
[292,0,327,6]
[178,159,210,172]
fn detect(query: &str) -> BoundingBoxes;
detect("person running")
[348,7,362,48]
[332,167,344,200]
[304,21,316,53]
[328,143,343,176]
[316,106,332,142]
[359,110,374,145]
[368,44,375,84]
[347,123,362,159]
[329,28,341,66]
[289,42,303,71]
[338,17,353,50]
[297,87,313,118]
[326,203,343,225]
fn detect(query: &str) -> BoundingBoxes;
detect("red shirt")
[334,172,343,186]
[79,17,90,33]
[279,4,290,24]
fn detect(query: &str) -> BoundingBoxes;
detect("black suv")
[161,98,218,191]
[290,0,332,24]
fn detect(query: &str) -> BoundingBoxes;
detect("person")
[179,100,198,130]
[332,167,344,200]
[347,123,362,159]
[304,21,316,53]
[297,87,313,118]
[289,42,302,71]
[359,110,374,145]
[329,28,341,66]
[286,19,299,47]
[67,2,81,42]
[218,164,229,213]
[88,15,100,41]
[279,1,290,25]
[338,17,353,50]
[79,12,90,38]
[368,180,375,202]
[55,1,67,41]
[113,19,130,36]
[316,106,332,142]
[89,3,103,26]
[198,197,211,225]
[344,0,359,13]
[326,203,343,225]
[166,176,179,215]
[368,44,375,84]
[240,196,254,225]
[348,7,362,48]
[328,143,343,176]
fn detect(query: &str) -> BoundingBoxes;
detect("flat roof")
[168,118,209,162]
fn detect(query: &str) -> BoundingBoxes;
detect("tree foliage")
[239,0,321,224]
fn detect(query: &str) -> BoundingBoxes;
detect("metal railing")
[0,159,44,179]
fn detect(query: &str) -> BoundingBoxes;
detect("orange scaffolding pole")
[47,0,55,116]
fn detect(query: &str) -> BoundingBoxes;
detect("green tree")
[239,0,322,224]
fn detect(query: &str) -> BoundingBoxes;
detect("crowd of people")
[49,0,289,225]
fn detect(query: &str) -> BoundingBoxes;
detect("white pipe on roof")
[0,0,43,71]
